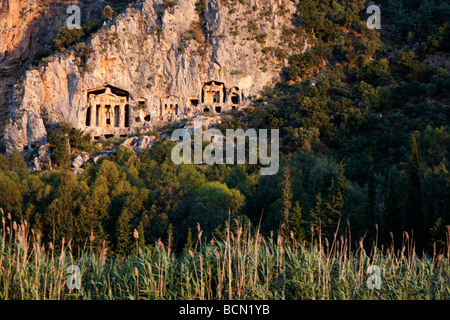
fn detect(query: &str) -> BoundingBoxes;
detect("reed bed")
[1,212,449,300]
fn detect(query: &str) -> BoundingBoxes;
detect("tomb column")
[91,103,96,127]
[119,103,123,128]
[121,102,125,127]
[100,104,104,127]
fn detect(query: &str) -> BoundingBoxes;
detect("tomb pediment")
[87,84,130,98]
[89,93,127,104]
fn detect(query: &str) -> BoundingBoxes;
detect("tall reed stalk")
[1,210,449,300]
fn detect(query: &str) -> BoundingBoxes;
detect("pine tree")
[366,161,376,228]
[310,193,323,238]
[48,130,71,168]
[46,171,76,248]
[383,167,403,247]
[75,178,109,253]
[290,201,305,243]
[280,167,293,239]
[323,163,346,238]
[405,134,426,252]
[9,149,28,179]
[116,208,133,255]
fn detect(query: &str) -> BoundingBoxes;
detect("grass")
[1,209,449,300]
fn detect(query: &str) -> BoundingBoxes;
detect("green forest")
[1,0,449,262]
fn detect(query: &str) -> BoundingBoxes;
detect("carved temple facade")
[85,85,131,140]
[83,82,245,140]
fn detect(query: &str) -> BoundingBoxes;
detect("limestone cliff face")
[4,0,307,157]
[0,0,56,141]
[0,0,104,143]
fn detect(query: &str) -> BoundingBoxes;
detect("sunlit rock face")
[4,0,309,156]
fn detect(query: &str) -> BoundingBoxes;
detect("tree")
[48,130,71,168]
[366,161,376,229]
[322,163,346,238]
[224,165,251,197]
[44,170,81,248]
[286,50,319,81]
[186,182,244,237]
[0,172,23,218]
[9,149,28,179]
[163,0,178,10]
[103,5,115,20]
[383,166,404,247]
[75,176,110,252]
[309,193,324,240]
[166,223,174,252]
[405,134,426,252]
[116,208,133,255]
[280,167,293,239]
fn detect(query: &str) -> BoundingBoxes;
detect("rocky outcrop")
[0,0,104,144]
[68,134,155,175]
[4,0,308,162]
[121,135,156,153]
[72,154,89,169]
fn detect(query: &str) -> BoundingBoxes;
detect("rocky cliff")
[0,0,105,144]
[3,0,308,160]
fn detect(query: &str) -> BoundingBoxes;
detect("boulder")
[121,137,138,147]
[72,155,85,169]
[135,135,155,152]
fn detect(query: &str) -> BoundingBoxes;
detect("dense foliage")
[243,0,450,252]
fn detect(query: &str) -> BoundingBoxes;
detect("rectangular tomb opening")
[105,105,111,126]
[86,106,92,126]
[124,105,130,127]
[96,105,101,127]
[231,93,240,105]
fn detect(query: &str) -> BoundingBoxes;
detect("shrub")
[103,5,115,20]
[53,27,85,51]
[48,130,71,168]
[163,0,178,10]
[285,50,319,81]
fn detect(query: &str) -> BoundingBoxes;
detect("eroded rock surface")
[4,0,308,163]
[0,0,104,144]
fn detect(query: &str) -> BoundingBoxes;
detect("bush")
[285,50,319,81]
[68,127,95,152]
[163,0,178,10]
[103,5,115,20]
[53,27,85,51]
